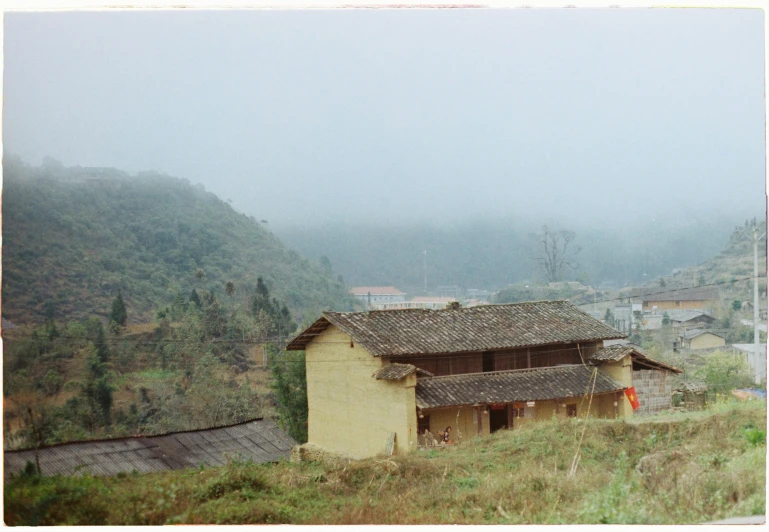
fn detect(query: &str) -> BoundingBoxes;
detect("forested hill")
[2,157,353,325]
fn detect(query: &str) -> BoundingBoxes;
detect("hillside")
[2,156,354,325]
[4,401,765,525]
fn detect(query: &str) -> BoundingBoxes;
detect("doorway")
[489,405,509,432]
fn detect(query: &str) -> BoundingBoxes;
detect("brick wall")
[633,370,672,416]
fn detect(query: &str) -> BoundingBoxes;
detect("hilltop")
[2,156,354,325]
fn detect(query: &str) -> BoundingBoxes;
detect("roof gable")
[288,300,624,355]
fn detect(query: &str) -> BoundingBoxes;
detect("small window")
[675,300,681,306]
[511,407,524,418]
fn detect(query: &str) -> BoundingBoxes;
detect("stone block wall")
[633,370,672,416]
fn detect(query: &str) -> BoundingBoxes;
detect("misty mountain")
[2,156,354,325]
[275,216,740,295]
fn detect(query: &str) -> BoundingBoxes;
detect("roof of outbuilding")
[415,365,626,409]
[4,418,296,479]
[668,310,715,323]
[674,380,708,394]
[372,363,434,380]
[287,300,625,355]
[589,344,682,373]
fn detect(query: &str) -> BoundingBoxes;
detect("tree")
[659,278,666,288]
[604,308,615,327]
[693,350,754,394]
[661,312,671,326]
[269,348,308,443]
[532,226,581,283]
[109,291,127,327]
[189,288,202,309]
[225,281,235,299]
[732,300,742,312]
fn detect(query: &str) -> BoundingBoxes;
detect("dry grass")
[5,400,766,525]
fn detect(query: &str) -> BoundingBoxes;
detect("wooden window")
[566,404,578,417]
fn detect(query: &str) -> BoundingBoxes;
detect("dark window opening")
[489,405,508,432]
[482,352,495,372]
[418,414,430,435]
[566,404,578,417]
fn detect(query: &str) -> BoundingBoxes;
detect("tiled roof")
[639,286,719,303]
[4,418,296,478]
[668,310,714,323]
[590,345,637,362]
[350,286,405,296]
[372,363,434,380]
[288,300,625,355]
[415,365,626,409]
[682,329,724,340]
[590,345,682,373]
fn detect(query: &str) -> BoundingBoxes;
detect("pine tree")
[109,291,128,327]
[190,288,202,309]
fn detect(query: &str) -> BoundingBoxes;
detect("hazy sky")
[3,8,765,227]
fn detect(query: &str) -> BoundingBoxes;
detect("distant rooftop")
[349,286,405,296]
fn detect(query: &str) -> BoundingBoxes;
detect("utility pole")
[738,219,766,385]
[751,221,766,385]
[423,250,428,296]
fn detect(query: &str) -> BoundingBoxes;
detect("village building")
[287,301,681,459]
[375,296,457,310]
[668,310,716,329]
[677,329,726,351]
[349,286,406,309]
[640,286,719,312]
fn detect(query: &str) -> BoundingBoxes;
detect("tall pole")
[752,222,766,385]
[423,250,427,296]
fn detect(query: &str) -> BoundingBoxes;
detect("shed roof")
[415,365,626,409]
[4,418,296,478]
[372,363,434,380]
[589,345,682,373]
[287,300,624,355]
[674,380,708,394]
[668,310,716,323]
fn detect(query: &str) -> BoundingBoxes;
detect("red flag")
[625,386,641,410]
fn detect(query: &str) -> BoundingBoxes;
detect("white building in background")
[732,344,767,385]
[349,286,406,309]
[375,296,457,311]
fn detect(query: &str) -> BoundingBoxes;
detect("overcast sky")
[3,8,765,227]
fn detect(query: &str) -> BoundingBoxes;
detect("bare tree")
[532,226,581,283]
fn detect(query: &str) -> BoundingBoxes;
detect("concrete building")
[349,286,406,309]
[287,301,680,459]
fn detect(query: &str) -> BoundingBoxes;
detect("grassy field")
[4,400,766,525]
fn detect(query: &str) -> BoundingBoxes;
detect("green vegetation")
[2,157,354,325]
[3,277,305,447]
[5,401,765,525]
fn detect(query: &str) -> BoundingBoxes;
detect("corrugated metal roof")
[288,300,625,355]
[4,418,296,478]
[415,365,626,409]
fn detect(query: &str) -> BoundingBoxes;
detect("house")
[678,329,726,350]
[287,301,681,459]
[349,286,406,309]
[3,418,296,478]
[731,343,767,385]
[641,286,719,312]
[374,296,458,311]
[668,310,716,329]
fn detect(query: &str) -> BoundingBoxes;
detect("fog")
[3,8,766,229]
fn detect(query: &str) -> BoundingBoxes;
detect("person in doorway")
[442,426,452,444]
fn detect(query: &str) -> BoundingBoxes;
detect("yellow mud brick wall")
[425,406,488,442]
[305,324,417,459]
[688,333,726,350]
[600,357,634,418]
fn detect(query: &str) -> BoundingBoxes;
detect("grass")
[4,400,766,525]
